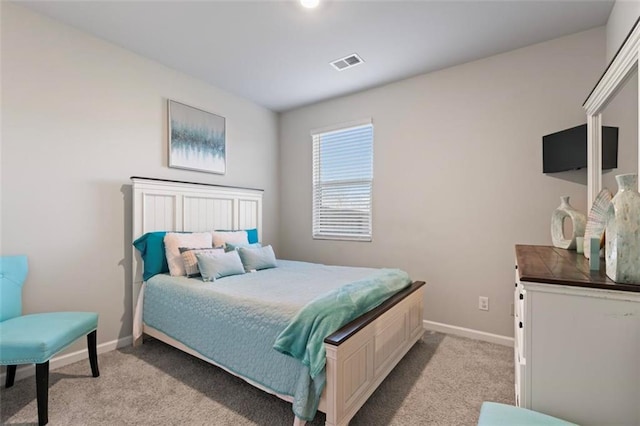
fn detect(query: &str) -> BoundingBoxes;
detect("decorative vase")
[551,196,586,250]
[605,174,640,283]
[583,189,612,259]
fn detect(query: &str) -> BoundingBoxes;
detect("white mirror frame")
[583,19,640,208]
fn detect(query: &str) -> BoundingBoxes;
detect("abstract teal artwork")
[168,100,226,174]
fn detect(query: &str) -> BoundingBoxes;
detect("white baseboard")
[423,320,514,347]
[1,335,132,383]
[2,324,511,384]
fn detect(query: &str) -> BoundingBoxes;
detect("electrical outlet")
[479,296,489,311]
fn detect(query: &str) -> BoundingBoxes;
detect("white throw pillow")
[164,232,212,276]
[211,230,249,249]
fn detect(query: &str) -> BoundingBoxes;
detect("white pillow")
[164,232,212,276]
[211,230,249,249]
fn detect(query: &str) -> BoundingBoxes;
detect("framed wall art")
[168,100,226,174]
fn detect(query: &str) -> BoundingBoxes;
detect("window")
[312,121,373,241]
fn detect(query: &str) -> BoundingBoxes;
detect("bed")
[131,176,426,426]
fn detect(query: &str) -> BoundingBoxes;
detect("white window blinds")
[312,122,373,241]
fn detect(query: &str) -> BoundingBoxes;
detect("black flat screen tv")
[542,124,618,173]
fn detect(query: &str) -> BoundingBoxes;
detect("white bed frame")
[131,177,425,426]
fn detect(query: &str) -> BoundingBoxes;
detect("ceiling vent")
[330,53,364,71]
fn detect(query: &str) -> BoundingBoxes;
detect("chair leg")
[5,365,17,388]
[35,361,49,426]
[87,330,99,377]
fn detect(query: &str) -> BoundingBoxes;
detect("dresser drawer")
[516,317,525,363]
[514,265,526,361]
[514,266,525,317]
[514,349,526,407]
[516,289,525,323]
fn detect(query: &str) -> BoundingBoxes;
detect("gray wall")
[0,2,614,346]
[279,28,606,338]
[606,0,640,61]
[1,3,280,350]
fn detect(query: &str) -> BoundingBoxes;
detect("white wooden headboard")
[131,176,263,317]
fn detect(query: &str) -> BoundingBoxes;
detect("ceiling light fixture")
[300,0,320,9]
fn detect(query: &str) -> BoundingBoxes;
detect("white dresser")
[514,245,640,426]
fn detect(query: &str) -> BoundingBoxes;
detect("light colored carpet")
[0,332,514,425]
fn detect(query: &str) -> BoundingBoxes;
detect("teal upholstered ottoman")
[478,402,577,426]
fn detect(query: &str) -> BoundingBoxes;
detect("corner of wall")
[606,1,640,61]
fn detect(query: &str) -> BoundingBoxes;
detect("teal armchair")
[0,255,99,426]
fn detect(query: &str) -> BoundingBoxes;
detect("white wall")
[606,0,640,61]
[1,3,279,350]
[279,28,606,338]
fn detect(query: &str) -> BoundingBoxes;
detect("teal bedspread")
[143,260,411,421]
[273,268,411,378]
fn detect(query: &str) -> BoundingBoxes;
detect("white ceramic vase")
[605,174,640,283]
[551,196,586,250]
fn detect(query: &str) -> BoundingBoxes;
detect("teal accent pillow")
[224,242,262,252]
[246,228,259,244]
[238,245,277,271]
[196,251,246,282]
[133,232,168,281]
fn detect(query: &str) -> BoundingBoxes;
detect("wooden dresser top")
[515,245,640,293]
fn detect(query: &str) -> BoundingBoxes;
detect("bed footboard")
[323,281,425,426]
